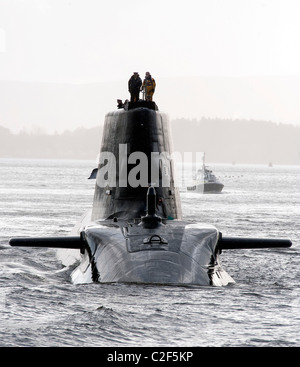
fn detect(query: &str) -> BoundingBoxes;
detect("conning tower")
[91,101,182,221]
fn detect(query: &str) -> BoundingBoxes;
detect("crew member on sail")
[142,72,156,101]
[128,72,142,102]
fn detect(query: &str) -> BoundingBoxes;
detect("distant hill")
[171,118,300,165]
[1,118,299,165]
[0,125,102,160]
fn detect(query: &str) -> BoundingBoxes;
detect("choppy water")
[0,158,299,347]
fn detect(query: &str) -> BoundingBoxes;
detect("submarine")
[9,98,292,286]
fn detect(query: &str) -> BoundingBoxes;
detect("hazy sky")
[1,0,300,133]
[1,0,300,83]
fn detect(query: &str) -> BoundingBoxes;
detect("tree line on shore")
[0,117,299,165]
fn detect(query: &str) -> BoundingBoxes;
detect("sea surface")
[0,158,299,347]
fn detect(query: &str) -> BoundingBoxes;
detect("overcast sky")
[1,0,300,133]
[1,0,300,83]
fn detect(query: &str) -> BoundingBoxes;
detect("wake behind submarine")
[9,92,292,286]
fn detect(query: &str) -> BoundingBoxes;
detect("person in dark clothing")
[128,72,142,102]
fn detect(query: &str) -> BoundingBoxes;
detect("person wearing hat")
[128,72,142,102]
[142,72,156,101]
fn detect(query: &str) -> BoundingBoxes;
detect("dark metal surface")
[9,236,83,249]
[92,105,182,221]
[218,236,292,249]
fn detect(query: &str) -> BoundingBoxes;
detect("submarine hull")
[71,220,234,286]
[70,104,233,286]
[9,100,292,286]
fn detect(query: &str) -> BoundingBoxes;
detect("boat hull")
[71,220,234,286]
[187,182,224,193]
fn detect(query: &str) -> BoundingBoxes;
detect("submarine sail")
[91,101,182,222]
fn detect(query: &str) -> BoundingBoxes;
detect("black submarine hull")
[9,101,292,286]
[74,103,233,285]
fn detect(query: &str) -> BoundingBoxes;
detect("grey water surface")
[0,158,299,347]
